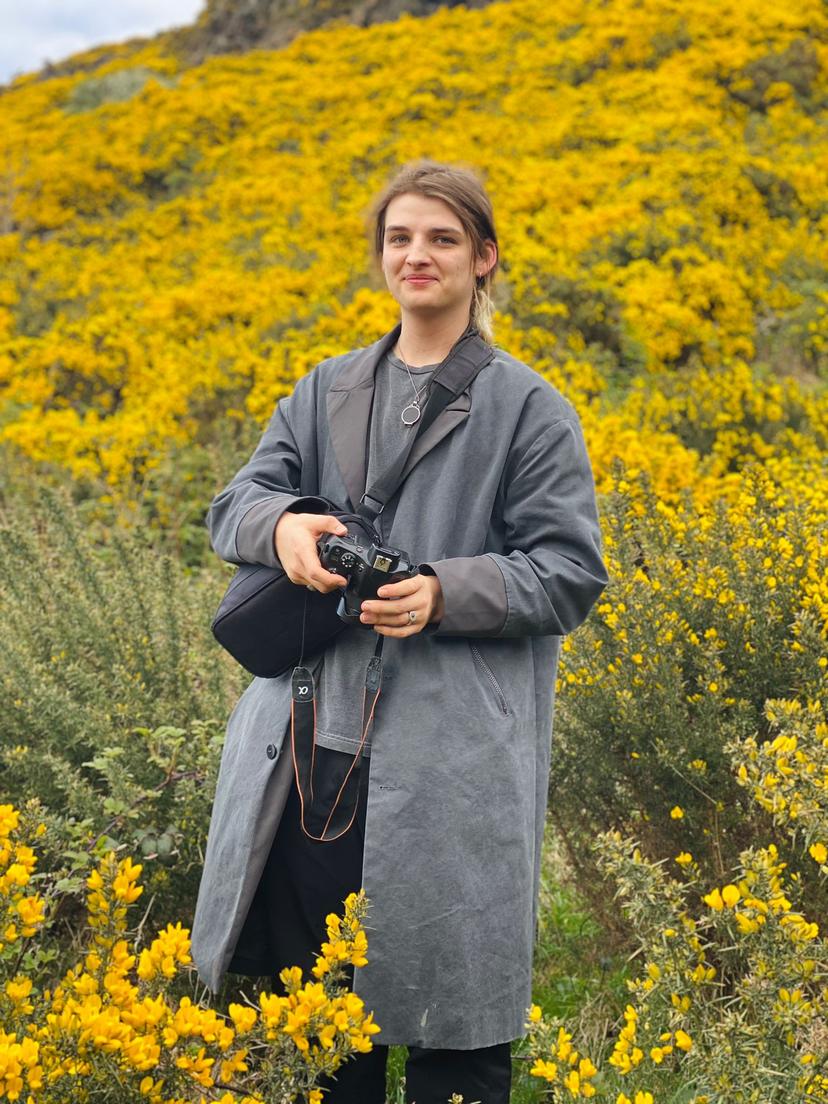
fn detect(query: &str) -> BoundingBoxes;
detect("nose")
[404,234,431,266]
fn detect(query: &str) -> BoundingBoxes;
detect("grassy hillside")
[0,0,826,507]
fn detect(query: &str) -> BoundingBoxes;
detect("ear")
[476,240,498,278]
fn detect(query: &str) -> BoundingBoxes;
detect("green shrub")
[525,692,828,1101]
[0,807,380,1104]
[549,460,828,931]
[0,481,244,920]
[526,824,828,1102]
[64,67,176,113]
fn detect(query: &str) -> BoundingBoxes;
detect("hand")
[359,573,444,637]
[274,512,350,593]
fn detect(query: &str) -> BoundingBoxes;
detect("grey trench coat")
[191,323,609,1049]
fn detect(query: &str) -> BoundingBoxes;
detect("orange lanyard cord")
[290,671,381,843]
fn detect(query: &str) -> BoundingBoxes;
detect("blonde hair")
[369,159,499,342]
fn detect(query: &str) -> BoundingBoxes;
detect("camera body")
[317,525,419,625]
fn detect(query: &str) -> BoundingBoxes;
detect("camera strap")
[289,325,494,841]
[356,324,495,522]
[290,637,383,842]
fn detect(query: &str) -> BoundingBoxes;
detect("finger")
[360,600,414,620]
[373,620,422,637]
[375,576,421,599]
[318,571,348,590]
[304,562,348,590]
[302,539,349,587]
[361,599,410,616]
[309,515,349,537]
[363,605,425,628]
[362,583,428,613]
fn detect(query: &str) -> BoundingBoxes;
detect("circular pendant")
[401,402,421,426]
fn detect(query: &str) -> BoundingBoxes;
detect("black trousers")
[260,746,513,1104]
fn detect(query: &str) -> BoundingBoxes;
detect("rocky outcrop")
[10,0,493,88]
[172,0,493,63]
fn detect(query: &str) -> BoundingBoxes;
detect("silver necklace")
[395,344,431,426]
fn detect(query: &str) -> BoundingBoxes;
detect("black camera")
[317,522,419,626]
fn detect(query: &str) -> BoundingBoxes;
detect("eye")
[436,236,457,244]
[388,234,408,244]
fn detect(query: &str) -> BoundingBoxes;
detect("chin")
[399,301,445,316]
[399,286,449,306]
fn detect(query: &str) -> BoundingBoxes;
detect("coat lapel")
[326,324,474,511]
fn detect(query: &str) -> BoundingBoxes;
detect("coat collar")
[326,323,475,511]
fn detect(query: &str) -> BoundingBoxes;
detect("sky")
[0,0,204,85]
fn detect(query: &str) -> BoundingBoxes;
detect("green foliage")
[64,67,176,113]
[549,462,828,933]
[0,479,245,921]
[511,272,648,379]
[120,403,264,569]
[533,829,631,1026]
[723,38,824,115]
[587,827,828,1101]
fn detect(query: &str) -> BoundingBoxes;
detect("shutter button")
[266,744,278,760]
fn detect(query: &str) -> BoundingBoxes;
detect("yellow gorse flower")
[0,806,46,957]
[0,809,379,1103]
[525,1004,599,1097]
[0,0,826,522]
[137,921,192,981]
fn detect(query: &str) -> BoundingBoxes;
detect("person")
[191,159,610,1104]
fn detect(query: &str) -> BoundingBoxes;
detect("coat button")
[266,744,278,760]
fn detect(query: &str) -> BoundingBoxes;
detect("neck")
[396,311,473,366]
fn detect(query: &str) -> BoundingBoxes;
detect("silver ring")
[306,585,315,592]
[408,610,417,623]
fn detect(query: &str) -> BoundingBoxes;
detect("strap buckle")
[359,491,385,515]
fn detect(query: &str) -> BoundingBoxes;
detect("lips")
[405,276,436,284]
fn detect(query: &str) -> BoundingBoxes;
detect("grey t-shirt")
[310,349,440,757]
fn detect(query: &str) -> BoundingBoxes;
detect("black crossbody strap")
[356,327,494,522]
[290,637,384,842]
[287,326,494,842]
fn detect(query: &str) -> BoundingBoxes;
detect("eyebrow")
[385,225,464,235]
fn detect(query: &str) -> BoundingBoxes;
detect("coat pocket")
[469,643,511,716]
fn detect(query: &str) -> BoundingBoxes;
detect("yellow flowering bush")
[525,830,828,1101]
[0,806,380,1103]
[551,457,828,904]
[597,831,827,1101]
[523,1003,599,1099]
[731,697,828,872]
[0,0,826,511]
[527,673,828,1100]
[0,805,47,963]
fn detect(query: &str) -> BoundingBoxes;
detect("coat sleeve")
[205,380,330,568]
[419,415,609,638]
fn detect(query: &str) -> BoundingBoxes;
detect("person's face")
[380,192,496,324]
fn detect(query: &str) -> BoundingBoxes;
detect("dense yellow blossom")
[0,0,825,505]
[0,812,379,1103]
[573,829,828,1101]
